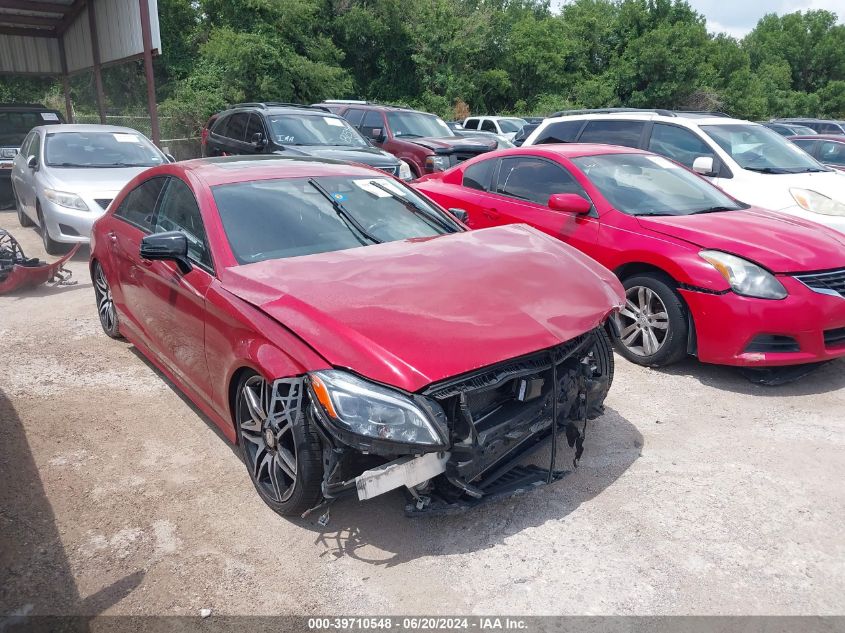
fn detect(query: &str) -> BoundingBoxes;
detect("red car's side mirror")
[548,193,591,214]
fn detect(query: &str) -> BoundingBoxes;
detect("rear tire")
[613,273,688,367]
[15,189,34,227]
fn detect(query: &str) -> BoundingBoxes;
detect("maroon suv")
[317,101,496,178]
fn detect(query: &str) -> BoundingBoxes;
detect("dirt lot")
[1,208,844,617]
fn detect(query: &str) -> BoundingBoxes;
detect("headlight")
[309,370,445,446]
[44,189,89,211]
[398,159,414,181]
[1,148,17,159]
[700,250,787,300]
[790,188,845,217]
[424,155,450,172]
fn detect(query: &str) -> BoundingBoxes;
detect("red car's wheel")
[613,273,688,367]
[235,372,323,517]
[92,261,122,339]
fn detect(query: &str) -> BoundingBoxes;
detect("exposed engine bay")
[0,229,78,294]
[303,328,613,520]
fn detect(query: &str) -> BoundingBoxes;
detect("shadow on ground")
[0,390,144,624]
[658,356,845,396]
[303,406,642,566]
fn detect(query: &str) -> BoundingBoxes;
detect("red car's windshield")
[571,153,746,217]
[213,175,461,264]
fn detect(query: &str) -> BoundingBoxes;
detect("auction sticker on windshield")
[41,112,59,121]
[113,133,140,143]
[646,155,680,169]
[353,179,406,197]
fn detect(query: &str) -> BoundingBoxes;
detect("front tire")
[235,372,323,517]
[613,273,688,367]
[92,261,122,339]
[37,203,69,255]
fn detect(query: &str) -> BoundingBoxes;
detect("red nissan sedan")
[89,156,624,518]
[413,145,845,369]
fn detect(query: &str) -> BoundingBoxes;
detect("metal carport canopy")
[0,0,163,144]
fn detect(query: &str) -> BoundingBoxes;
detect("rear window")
[532,120,583,145]
[578,120,645,148]
[0,110,62,146]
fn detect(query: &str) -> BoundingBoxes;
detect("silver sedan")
[11,124,169,254]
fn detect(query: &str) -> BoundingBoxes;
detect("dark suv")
[203,103,409,179]
[775,118,845,135]
[1,104,64,207]
[316,101,497,178]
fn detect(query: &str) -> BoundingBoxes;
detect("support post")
[87,0,106,124]
[58,35,73,123]
[138,0,160,146]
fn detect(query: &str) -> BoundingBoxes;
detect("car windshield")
[385,112,454,138]
[701,124,828,173]
[213,175,461,263]
[267,114,368,147]
[44,131,163,168]
[571,153,746,217]
[497,118,526,133]
[0,111,59,146]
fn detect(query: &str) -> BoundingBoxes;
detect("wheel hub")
[263,427,276,449]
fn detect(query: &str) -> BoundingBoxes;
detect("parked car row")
[3,99,844,523]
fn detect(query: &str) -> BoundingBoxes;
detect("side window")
[227,113,248,142]
[481,120,497,132]
[20,131,35,156]
[648,123,715,169]
[462,159,496,191]
[578,120,645,148]
[533,120,583,145]
[343,108,366,127]
[245,114,264,142]
[154,178,213,270]
[211,114,230,138]
[114,177,167,232]
[361,111,384,138]
[463,118,479,130]
[819,141,845,166]
[792,139,817,154]
[495,157,587,206]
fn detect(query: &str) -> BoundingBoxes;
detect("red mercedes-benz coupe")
[413,145,845,369]
[89,156,624,518]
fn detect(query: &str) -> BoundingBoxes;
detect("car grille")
[95,198,113,210]
[824,327,845,349]
[793,269,845,298]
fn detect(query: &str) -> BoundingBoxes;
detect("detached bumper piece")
[0,229,78,295]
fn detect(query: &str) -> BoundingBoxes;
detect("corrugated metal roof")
[0,0,160,76]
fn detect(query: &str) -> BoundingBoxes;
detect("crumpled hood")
[279,145,398,169]
[637,208,845,273]
[405,136,496,154]
[220,225,624,392]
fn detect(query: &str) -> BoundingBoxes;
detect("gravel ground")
[1,210,844,617]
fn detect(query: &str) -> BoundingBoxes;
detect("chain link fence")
[74,113,202,161]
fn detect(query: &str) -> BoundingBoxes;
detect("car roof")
[541,111,749,125]
[0,103,59,112]
[790,134,845,141]
[219,104,335,117]
[39,123,147,135]
[469,143,649,161]
[177,155,388,187]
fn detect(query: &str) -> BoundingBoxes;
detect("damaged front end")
[0,229,78,294]
[303,327,613,518]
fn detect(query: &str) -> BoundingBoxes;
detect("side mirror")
[548,193,591,214]
[251,132,266,148]
[27,155,38,170]
[140,231,193,274]
[692,156,716,176]
[165,153,176,163]
[367,128,386,143]
[448,208,469,223]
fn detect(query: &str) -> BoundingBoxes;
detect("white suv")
[462,116,527,141]
[523,110,845,235]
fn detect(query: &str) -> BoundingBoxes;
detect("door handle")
[483,207,500,220]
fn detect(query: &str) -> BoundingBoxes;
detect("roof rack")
[675,110,731,117]
[230,102,331,112]
[551,107,676,117]
[317,100,413,111]
[321,99,369,104]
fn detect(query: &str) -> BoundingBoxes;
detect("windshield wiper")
[395,133,423,138]
[743,166,791,174]
[367,180,457,233]
[632,211,673,217]
[307,179,382,246]
[688,206,737,215]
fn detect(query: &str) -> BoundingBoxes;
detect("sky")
[552,0,845,38]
